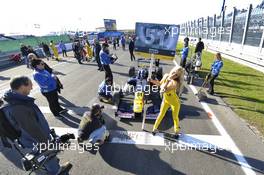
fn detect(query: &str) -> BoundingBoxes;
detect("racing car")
[114,58,163,121]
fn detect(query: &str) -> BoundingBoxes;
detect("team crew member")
[28,53,63,93]
[93,39,103,70]
[59,40,68,57]
[128,37,135,61]
[207,52,223,95]
[50,40,60,61]
[100,43,113,84]
[149,67,184,138]
[31,59,67,118]
[180,43,189,68]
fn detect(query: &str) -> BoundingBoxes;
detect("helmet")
[137,69,148,80]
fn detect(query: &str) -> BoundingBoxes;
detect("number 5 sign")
[134,22,180,60]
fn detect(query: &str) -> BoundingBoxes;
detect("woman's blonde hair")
[169,66,184,95]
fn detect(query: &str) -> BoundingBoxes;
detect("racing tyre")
[112,91,121,106]
[157,67,163,80]
[129,67,135,77]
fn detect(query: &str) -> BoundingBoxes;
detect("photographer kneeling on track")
[206,52,223,95]
[0,76,72,175]
[78,103,109,147]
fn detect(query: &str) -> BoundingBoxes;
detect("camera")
[110,54,118,63]
[50,129,75,143]
[20,130,75,172]
[59,133,75,144]
[21,149,59,171]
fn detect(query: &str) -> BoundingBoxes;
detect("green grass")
[177,42,264,136]
[0,35,71,53]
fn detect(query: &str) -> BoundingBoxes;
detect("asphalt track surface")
[0,47,264,175]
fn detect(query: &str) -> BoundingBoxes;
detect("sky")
[0,0,262,36]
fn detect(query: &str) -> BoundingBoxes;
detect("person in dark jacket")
[31,59,67,118]
[195,38,204,55]
[72,40,83,64]
[78,103,109,145]
[207,52,223,95]
[20,43,29,68]
[42,42,51,60]
[2,76,71,175]
[128,37,135,61]
[121,36,126,50]
[93,39,103,70]
[27,45,39,58]
[113,38,117,50]
[184,37,189,47]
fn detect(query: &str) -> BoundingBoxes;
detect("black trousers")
[129,49,135,61]
[42,90,63,116]
[207,73,218,94]
[102,64,113,83]
[96,56,102,69]
[62,50,68,57]
[180,57,187,68]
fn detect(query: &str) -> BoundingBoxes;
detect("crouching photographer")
[0,76,73,175]
[78,104,109,147]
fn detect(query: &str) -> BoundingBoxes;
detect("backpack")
[0,101,22,148]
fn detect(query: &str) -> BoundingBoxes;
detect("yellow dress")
[153,74,181,133]
[50,42,60,60]
[85,44,93,59]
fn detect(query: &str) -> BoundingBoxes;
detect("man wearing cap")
[93,39,103,71]
[100,43,114,83]
[78,104,109,145]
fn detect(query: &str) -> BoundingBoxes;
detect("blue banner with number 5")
[135,22,180,60]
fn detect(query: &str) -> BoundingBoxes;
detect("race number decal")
[135,23,180,58]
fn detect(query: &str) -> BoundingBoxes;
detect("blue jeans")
[23,56,29,68]
[88,126,108,144]
[42,157,61,175]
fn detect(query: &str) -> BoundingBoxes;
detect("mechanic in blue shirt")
[180,42,189,68]
[98,78,113,102]
[59,40,68,57]
[31,59,66,118]
[100,43,114,84]
[207,52,223,95]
